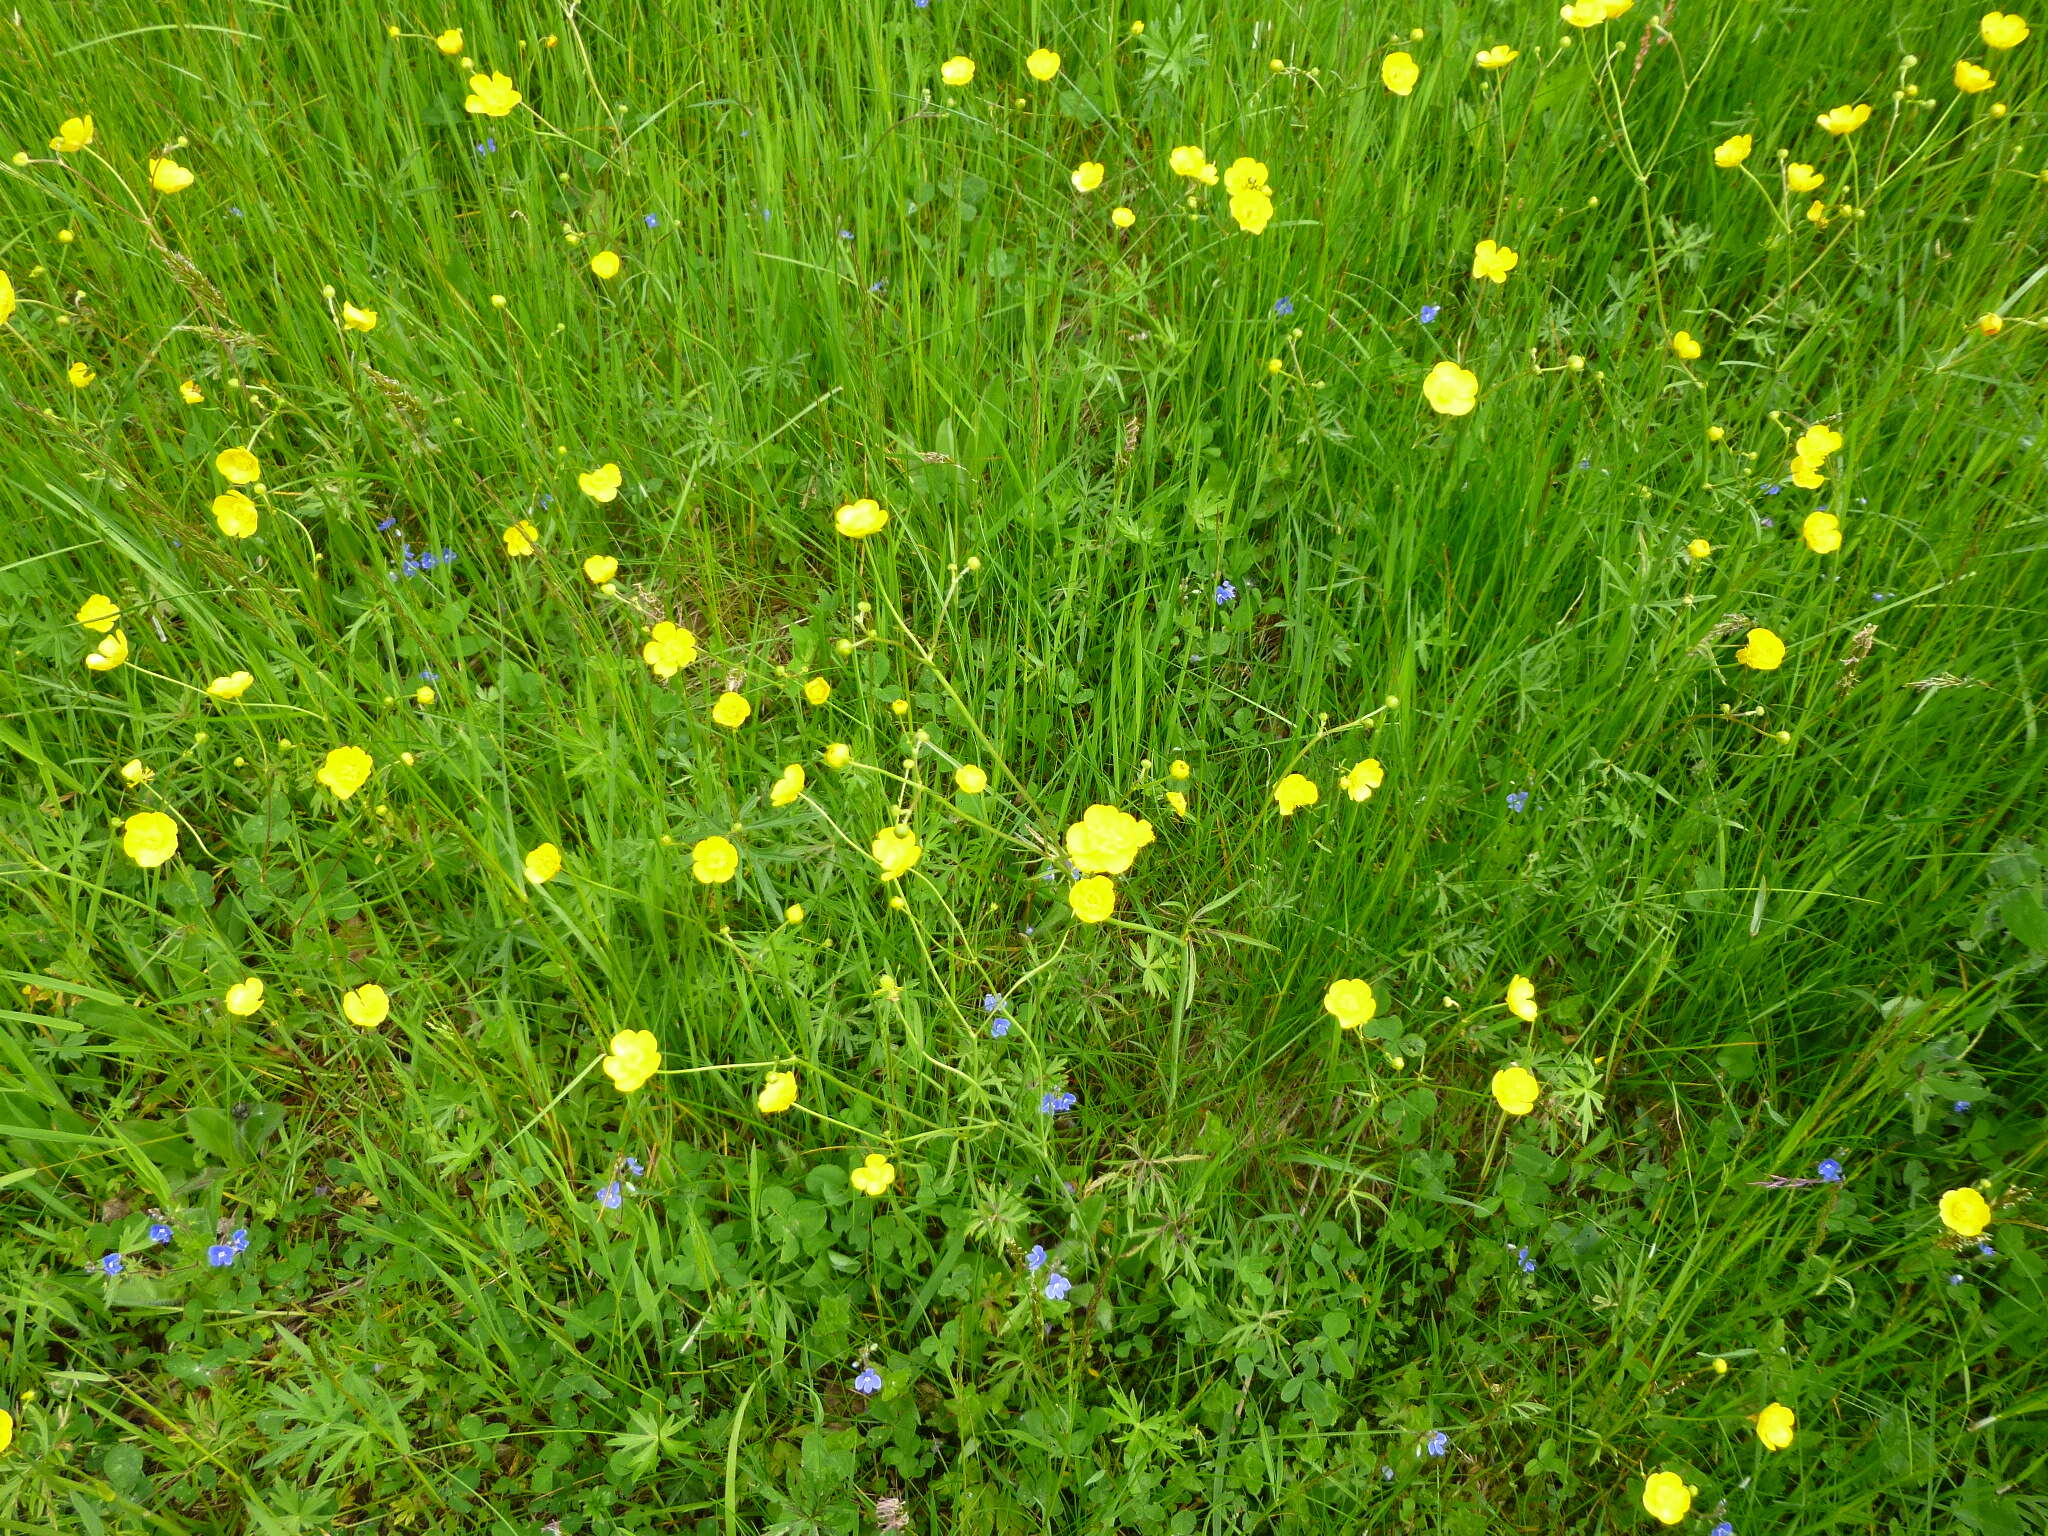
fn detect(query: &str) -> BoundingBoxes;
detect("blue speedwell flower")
[1817,1159,1843,1183]
[100,1252,123,1276]
[1214,580,1237,605]
[149,1222,173,1244]
[1025,1245,1048,1272]
[597,1181,623,1210]
[1039,1091,1077,1115]
[207,1243,235,1268]
[1419,304,1440,323]
[1272,296,1294,317]
[1711,1524,1735,1536]
[1425,1431,1448,1458]
[990,1016,1012,1038]
[1506,790,1530,814]
[853,1366,883,1395]
[1043,1271,1071,1301]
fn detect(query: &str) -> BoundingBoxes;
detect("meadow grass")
[2,1,2046,1531]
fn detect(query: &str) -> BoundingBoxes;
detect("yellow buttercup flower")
[1069,875,1116,923]
[224,977,265,1017]
[523,842,562,884]
[1796,423,1843,460]
[1713,133,1752,167]
[119,759,154,786]
[214,492,259,539]
[179,379,204,403]
[1816,103,1871,136]
[783,904,805,925]
[1561,0,1610,27]
[149,157,194,194]
[1065,804,1155,875]
[85,629,130,672]
[711,690,752,729]
[691,834,739,884]
[822,742,852,769]
[215,447,261,484]
[1339,759,1384,802]
[1670,330,1702,360]
[1471,239,1518,284]
[1785,162,1824,193]
[758,1069,798,1114]
[1070,161,1104,193]
[121,810,179,868]
[803,676,832,705]
[1111,206,1136,229]
[849,1152,897,1196]
[1168,145,1219,184]
[590,249,622,280]
[1422,360,1478,416]
[602,1029,661,1091]
[1223,157,1269,196]
[1382,51,1419,95]
[1805,199,1830,229]
[206,671,254,701]
[1229,188,1274,235]
[954,764,987,794]
[1491,1066,1541,1115]
[1955,60,1996,93]
[341,983,390,1029]
[1755,1402,1796,1451]
[1978,312,2004,337]
[1323,978,1377,1030]
[1802,511,1842,554]
[1164,790,1189,818]
[770,764,806,806]
[583,554,618,585]
[1168,759,1191,779]
[1735,627,1786,671]
[641,622,698,679]
[317,745,374,800]
[1939,1186,1992,1236]
[0,1406,12,1452]
[50,115,94,153]
[1506,974,1538,1022]
[1982,11,2030,49]
[1641,1472,1694,1526]
[342,301,378,332]
[0,268,15,327]
[940,56,975,87]
[68,361,96,389]
[76,593,120,633]
[1602,0,1635,12]
[1687,538,1713,560]
[465,71,522,117]
[435,28,464,55]
[1475,45,1519,69]
[503,519,539,557]
[871,825,923,882]
[834,497,889,538]
[579,462,623,502]
[1026,48,1061,82]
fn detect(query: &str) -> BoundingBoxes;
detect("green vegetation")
[2,2,2045,1531]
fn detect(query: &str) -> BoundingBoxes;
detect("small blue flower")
[1381,1465,1395,1481]
[1418,304,1439,324]
[1817,1159,1843,1183]
[1978,1241,1996,1257]
[1039,1091,1077,1115]
[1214,579,1237,605]
[644,214,659,228]
[376,516,398,532]
[1025,1244,1047,1272]
[1711,1524,1736,1536]
[623,1156,645,1177]
[853,1367,883,1395]
[982,993,1004,1012]
[597,1181,623,1210]
[100,1252,123,1276]
[869,279,887,295]
[229,1228,249,1253]
[419,670,438,682]
[1872,591,1895,602]
[1954,1101,1971,1113]
[1043,1271,1071,1301]
[418,552,438,571]
[207,1244,236,1268]
[149,1222,173,1245]
[990,1016,1012,1038]
[228,206,245,219]
[1758,516,1775,528]
[1948,1273,1964,1286]
[1272,296,1294,318]
[1425,1431,1448,1458]
[839,229,855,241]
[1514,1245,1536,1274]
[1763,484,1782,497]
[1506,790,1530,814]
